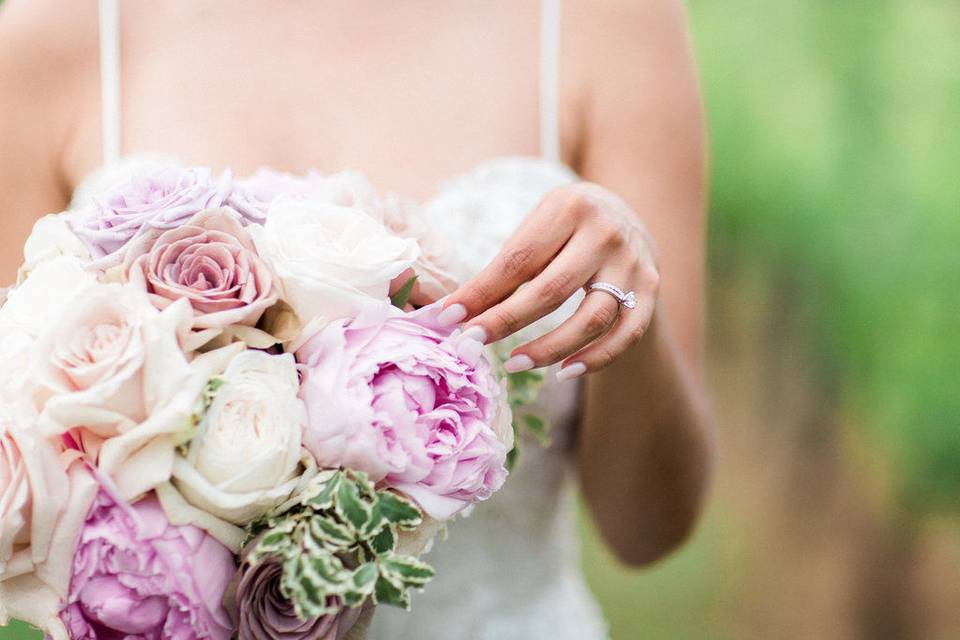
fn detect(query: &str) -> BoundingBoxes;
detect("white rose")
[0,255,96,339]
[381,198,460,300]
[18,214,90,281]
[29,282,240,500]
[172,350,307,524]
[251,197,419,322]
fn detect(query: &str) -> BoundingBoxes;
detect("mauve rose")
[67,165,235,267]
[296,302,513,520]
[234,554,363,640]
[123,208,278,331]
[60,489,235,640]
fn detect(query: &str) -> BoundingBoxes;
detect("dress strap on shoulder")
[98,0,122,165]
[539,0,562,163]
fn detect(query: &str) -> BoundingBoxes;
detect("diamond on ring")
[585,282,637,309]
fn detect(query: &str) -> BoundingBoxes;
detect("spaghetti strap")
[539,0,561,163]
[98,0,122,165]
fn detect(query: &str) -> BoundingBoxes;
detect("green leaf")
[379,552,435,587]
[522,413,550,446]
[335,477,372,532]
[390,276,418,309]
[348,470,377,499]
[505,443,519,472]
[341,562,379,606]
[364,492,422,537]
[305,472,342,511]
[373,574,411,610]
[309,514,355,548]
[369,524,396,555]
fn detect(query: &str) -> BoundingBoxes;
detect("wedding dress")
[74,1,610,638]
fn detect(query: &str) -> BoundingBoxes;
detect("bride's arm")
[0,0,82,282]
[575,0,713,567]
[442,0,714,566]
[572,0,713,566]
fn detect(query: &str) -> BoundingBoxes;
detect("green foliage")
[389,276,418,309]
[503,367,550,471]
[692,0,960,512]
[248,470,434,619]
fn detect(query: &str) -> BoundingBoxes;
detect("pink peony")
[67,165,236,266]
[296,303,512,520]
[123,208,278,331]
[60,489,235,640]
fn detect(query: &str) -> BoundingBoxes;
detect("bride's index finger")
[441,196,574,323]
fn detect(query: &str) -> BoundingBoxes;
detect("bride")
[0,1,713,638]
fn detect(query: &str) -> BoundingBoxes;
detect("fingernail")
[458,325,488,344]
[556,362,587,382]
[503,354,535,373]
[437,303,467,326]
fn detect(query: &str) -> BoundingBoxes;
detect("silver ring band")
[585,282,637,309]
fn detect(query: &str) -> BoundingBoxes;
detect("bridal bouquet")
[0,164,521,639]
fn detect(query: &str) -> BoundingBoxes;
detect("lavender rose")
[296,303,513,520]
[67,165,234,266]
[228,168,381,222]
[60,489,235,640]
[234,555,364,640]
[123,208,278,331]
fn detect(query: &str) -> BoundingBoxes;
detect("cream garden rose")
[172,350,308,524]
[18,214,90,281]
[28,283,239,500]
[250,197,420,322]
[0,256,97,400]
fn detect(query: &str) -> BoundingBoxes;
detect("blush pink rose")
[296,303,513,520]
[123,208,278,331]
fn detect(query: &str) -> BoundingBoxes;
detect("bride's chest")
[64,1,544,200]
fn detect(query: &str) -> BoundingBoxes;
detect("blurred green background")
[2,0,958,639]
[580,0,960,639]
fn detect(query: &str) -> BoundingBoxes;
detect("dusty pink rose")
[68,165,235,267]
[296,303,512,519]
[60,489,235,640]
[123,208,278,331]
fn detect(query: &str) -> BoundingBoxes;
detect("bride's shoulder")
[0,0,98,100]
[567,0,693,55]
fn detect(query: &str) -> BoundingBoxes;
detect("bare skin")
[0,0,713,566]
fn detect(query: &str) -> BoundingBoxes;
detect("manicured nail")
[503,354,535,373]
[457,325,488,344]
[437,303,467,326]
[556,362,587,382]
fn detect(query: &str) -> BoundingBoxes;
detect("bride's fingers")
[557,272,658,380]
[503,289,621,371]
[463,234,606,343]
[442,193,575,319]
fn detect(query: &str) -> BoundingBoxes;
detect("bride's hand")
[439,182,660,380]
